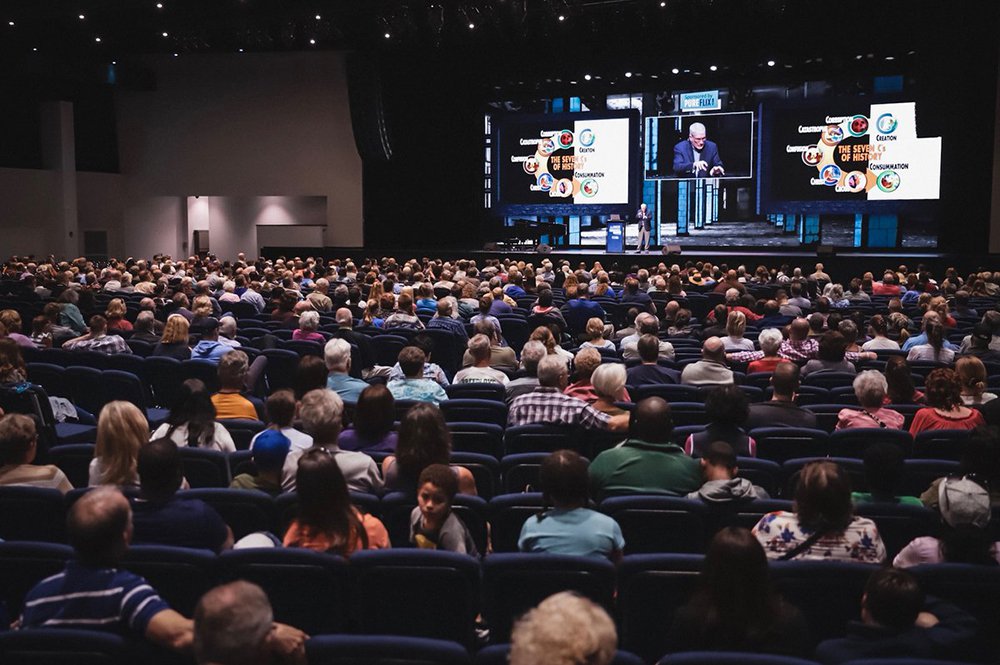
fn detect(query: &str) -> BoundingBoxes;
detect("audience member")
[588,397,700,500]
[211,350,262,420]
[686,385,756,456]
[131,438,233,552]
[323,337,368,402]
[687,441,769,503]
[852,442,921,506]
[63,315,132,354]
[801,331,856,376]
[506,340,546,401]
[752,460,886,562]
[153,314,192,360]
[410,463,478,555]
[230,429,290,495]
[884,355,925,404]
[508,355,629,431]
[90,400,152,486]
[836,370,905,430]
[909,368,986,434]
[680,337,734,386]
[519,449,625,560]
[152,379,237,452]
[388,346,449,404]
[509,592,617,665]
[453,334,509,385]
[620,312,675,361]
[745,363,818,430]
[282,448,389,554]
[381,402,476,495]
[0,413,72,492]
[337,384,398,453]
[955,355,997,405]
[664,527,807,656]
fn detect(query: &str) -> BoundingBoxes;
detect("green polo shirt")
[588,438,702,500]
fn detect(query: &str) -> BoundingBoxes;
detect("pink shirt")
[893,536,1000,567]
[835,407,905,430]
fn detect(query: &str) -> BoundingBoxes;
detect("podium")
[606,221,625,253]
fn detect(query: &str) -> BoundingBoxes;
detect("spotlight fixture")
[315,14,321,20]
[624,71,632,77]
[7,21,13,26]
[468,22,475,29]
[95,36,102,42]
[309,38,316,45]
[162,31,168,37]
[660,1,666,6]
[584,74,591,80]
[671,68,679,74]
[384,32,391,39]
[558,14,565,21]
[78,14,86,20]
[156,2,163,8]
[767,60,775,67]
[709,65,717,71]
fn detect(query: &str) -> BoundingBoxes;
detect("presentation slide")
[763,101,941,205]
[645,111,754,180]
[495,112,638,212]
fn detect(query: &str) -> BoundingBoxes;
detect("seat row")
[5,485,995,562]
[1,542,997,662]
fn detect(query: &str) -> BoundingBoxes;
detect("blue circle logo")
[876,113,897,134]
[579,129,595,147]
[820,164,842,186]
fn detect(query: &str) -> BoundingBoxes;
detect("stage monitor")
[644,111,754,180]
[493,110,640,215]
[759,100,942,212]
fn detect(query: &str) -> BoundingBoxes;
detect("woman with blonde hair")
[955,356,997,405]
[579,317,614,351]
[723,310,754,351]
[530,325,573,364]
[89,400,150,487]
[191,295,214,321]
[152,314,191,360]
[104,298,132,333]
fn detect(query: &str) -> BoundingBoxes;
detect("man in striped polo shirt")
[18,487,194,651]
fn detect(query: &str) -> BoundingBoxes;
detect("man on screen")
[673,122,725,177]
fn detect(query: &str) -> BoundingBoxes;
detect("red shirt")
[747,357,792,374]
[908,407,985,435]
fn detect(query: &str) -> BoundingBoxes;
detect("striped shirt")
[20,561,170,636]
[508,387,612,429]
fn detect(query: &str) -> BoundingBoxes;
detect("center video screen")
[494,111,639,213]
[645,111,754,180]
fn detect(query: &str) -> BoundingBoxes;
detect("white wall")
[0,51,362,259]
[116,52,362,256]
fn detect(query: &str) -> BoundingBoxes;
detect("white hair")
[688,122,706,136]
[510,592,617,665]
[299,310,320,332]
[298,388,344,436]
[758,328,784,355]
[853,370,888,408]
[537,354,568,387]
[591,363,627,401]
[323,337,352,372]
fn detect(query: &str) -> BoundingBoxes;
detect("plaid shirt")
[508,387,612,429]
[728,338,871,364]
[64,334,131,355]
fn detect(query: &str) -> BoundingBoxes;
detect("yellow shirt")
[211,392,258,420]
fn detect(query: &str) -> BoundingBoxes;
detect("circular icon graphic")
[876,113,898,134]
[820,164,842,186]
[848,115,869,137]
[523,156,539,174]
[580,178,599,197]
[844,171,867,193]
[553,178,574,197]
[579,129,595,147]
[821,124,845,146]
[558,130,574,149]
[538,137,557,156]
[537,173,554,191]
[801,145,823,166]
[876,170,900,193]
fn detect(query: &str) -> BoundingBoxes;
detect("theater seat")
[0,541,73,617]
[657,652,819,665]
[476,644,643,665]
[0,628,127,665]
[0,486,67,542]
[305,635,471,665]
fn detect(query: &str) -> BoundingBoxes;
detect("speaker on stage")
[536,243,552,254]
[662,244,682,256]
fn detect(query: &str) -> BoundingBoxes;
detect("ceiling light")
[584,74,591,80]
[8,21,14,26]
[162,32,168,37]
[238,48,244,52]
[95,36,102,42]
[78,14,86,20]
[624,71,632,77]
[309,38,316,45]
[767,60,775,67]
[671,68,679,74]
[468,22,475,29]
[315,14,321,20]
[172,52,178,57]
[156,3,163,8]
[384,32,391,39]
[558,15,565,21]
[660,1,666,6]
[709,65,717,71]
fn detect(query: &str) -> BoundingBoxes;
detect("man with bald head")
[194,581,307,665]
[588,397,701,500]
[680,337,734,386]
[19,487,194,651]
[331,306,375,372]
[745,362,818,430]
[620,312,675,362]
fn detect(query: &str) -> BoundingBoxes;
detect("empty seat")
[306,635,472,665]
[349,549,481,648]
[829,427,913,458]
[0,486,66,542]
[48,443,96,489]
[0,541,73,618]
[912,429,973,461]
[482,553,615,643]
[599,496,707,553]
[750,428,829,463]
[503,424,577,455]
[177,446,230,488]
[450,422,504,458]
[658,652,819,665]
[102,369,169,426]
[488,492,545,553]
[181,488,274,540]
[440,399,508,428]
[64,366,109,415]
[0,628,127,665]
[218,548,351,635]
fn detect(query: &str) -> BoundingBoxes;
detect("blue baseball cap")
[252,429,291,469]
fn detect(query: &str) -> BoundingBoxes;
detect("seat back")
[261,348,300,392]
[26,363,70,399]
[912,429,973,461]
[446,383,506,402]
[181,488,273,540]
[102,369,151,412]
[143,356,185,407]
[450,422,504,458]
[0,628,127,665]
[829,427,913,458]
[48,443,96,489]
[176,447,230,488]
[64,366,109,415]
[218,548,351,635]
[488,492,544,553]
[854,502,937,560]
[120,545,217,616]
[180,359,221,393]
[750,427,830,463]
[771,560,878,646]
[599,496,707,553]
[440,399,508,428]
[306,635,472,665]
[910,563,1000,659]
[482,553,615,643]
[616,553,703,662]
[349,550,481,648]
[475,645,642,665]
[503,424,578,455]
[662,653,820,665]
[0,542,73,617]
[0,486,66,542]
